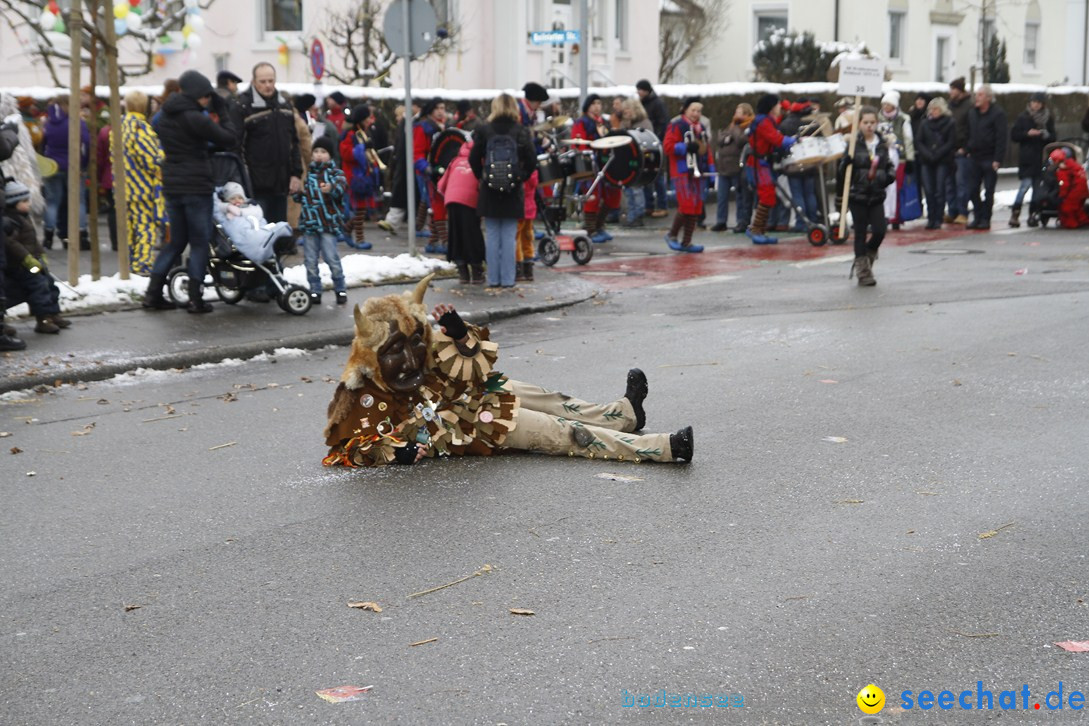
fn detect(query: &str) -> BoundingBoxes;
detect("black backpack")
[484,132,520,193]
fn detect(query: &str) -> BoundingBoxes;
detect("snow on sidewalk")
[7,253,453,318]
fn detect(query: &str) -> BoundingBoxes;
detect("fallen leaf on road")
[510,608,535,616]
[347,601,382,612]
[916,491,939,496]
[26,471,35,477]
[0,432,10,438]
[124,604,142,612]
[822,436,848,443]
[316,685,373,703]
[71,423,96,437]
[953,379,963,386]
[10,447,22,454]
[300,376,313,383]
[218,392,238,403]
[978,522,1016,539]
[838,499,864,504]
[97,399,109,405]
[818,379,839,384]
[1054,640,1089,652]
[409,637,438,647]
[209,441,237,451]
[595,472,644,482]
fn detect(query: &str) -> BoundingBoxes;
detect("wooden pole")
[87,0,101,279]
[67,0,83,286]
[102,0,130,280]
[836,95,862,242]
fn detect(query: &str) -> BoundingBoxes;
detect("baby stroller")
[165,153,313,315]
[1027,141,1086,228]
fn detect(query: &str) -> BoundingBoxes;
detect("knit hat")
[4,179,29,206]
[178,70,214,100]
[949,77,966,92]
[522,82,549,103]
[420,98,443,118]
[681,96,702,114]
[881,90,901,108]
[349,104,371,126]
[1030,91,1047,104]
[635,79,654,93]
[328,91,348,107]
[293,93,316,114]
[756,93,780,115]
[220,181,246,201]
[582,93,601,113]
[311,135,336,157]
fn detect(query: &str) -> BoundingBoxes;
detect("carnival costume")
[323,276,694,467]
[663,98,714,252]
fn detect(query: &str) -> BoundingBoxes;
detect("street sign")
[837,57,885,98]
[530,29,580,45]
[310,38,324,81]
[384,0,438,58]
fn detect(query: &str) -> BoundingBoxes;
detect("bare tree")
[310,0,459,87]
[0,0,217,85]
[659,0,729,83]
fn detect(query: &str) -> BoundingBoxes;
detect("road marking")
[791,254,854,268]
[652,273,740,290]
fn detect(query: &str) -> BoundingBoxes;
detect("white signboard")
[837,58,885,98]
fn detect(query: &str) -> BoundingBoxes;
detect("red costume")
[1055,156,1089,228]
[571,114,621,217]
[746,114,787,207]
[663,116,713,215]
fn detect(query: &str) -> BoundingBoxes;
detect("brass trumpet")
[359,130,387,172]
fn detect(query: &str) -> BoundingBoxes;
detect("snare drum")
[559,149,597,181]
[537,153,565,184]
[785,136,828,171]
[428,128,471,183]
[601,128,663,187]
[822,134,847,162]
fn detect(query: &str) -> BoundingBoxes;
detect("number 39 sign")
[837,58,885,98]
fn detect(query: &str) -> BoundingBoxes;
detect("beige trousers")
[502,380,674,463]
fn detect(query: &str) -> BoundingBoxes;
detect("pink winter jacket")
[523,169,539,219]
[438,143,478,208]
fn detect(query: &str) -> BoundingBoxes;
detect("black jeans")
[152,194,213,285]
[920,163,949,227]
[965,158,998,224]
[849,200,886,258]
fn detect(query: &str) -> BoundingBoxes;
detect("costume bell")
[323,275,694,467]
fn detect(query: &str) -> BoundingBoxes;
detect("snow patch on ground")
[6,253,452,318]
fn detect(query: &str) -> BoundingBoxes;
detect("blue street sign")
[530,29,580,45]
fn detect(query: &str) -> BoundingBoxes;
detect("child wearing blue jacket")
[293,136,349,305]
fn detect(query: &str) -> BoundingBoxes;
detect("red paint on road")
[556,225,983,289]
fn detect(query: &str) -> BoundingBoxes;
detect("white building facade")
[679,0,1089,86]
[0,0,660,93]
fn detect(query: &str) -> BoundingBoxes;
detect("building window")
[889,11,906,62]
[981,18,996,47]
[1024,22,1039,68]
[755,10,788,44]
[264,0,301,33]
[615,0,628,50]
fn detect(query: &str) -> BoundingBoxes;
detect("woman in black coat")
[839,106,895,286]
[1008,91,1055,227]
[916,97,957,230]
[468,93,536,288]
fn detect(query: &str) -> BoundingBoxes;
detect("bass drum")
[602,128,662,187]
[428,128,471,183]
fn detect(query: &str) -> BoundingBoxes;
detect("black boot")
[669,426,694,462]
[187,281,213,313]
[624,368,648,431]
[470,263,485,285]
[79,229,91,251]
[456,262,470,284]
[142,274,177,310]
[522,260,534,282]
[43,228,54,250]
[0,312,26,351]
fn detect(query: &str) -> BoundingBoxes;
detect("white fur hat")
[881,90,901,108]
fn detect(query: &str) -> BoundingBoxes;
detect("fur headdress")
[341,274,435,390]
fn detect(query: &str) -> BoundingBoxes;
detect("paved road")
[2,218,1088,725]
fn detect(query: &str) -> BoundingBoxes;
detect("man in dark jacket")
[238,62,302,224]
[214,70,245,154]
[964,84,1008,230]
[143,69,238,313]
[636,79,670,217]
[947,77,973,224]
[1,115,27,350]
[1008,91,1054,227]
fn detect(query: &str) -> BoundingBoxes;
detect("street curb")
[0,294,597,394]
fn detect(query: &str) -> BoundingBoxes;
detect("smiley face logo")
[856,683,885,714]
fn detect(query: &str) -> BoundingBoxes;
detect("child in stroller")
[213,182,294,263]
[1028,142,1089,229]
